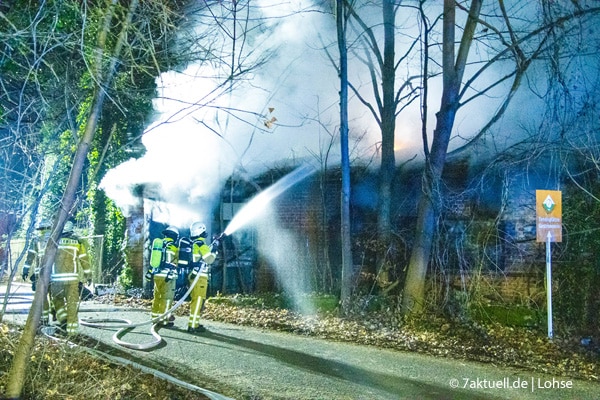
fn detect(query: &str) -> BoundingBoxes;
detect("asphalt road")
[3,283,600,400]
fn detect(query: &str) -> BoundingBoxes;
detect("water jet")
[221,163,316,237]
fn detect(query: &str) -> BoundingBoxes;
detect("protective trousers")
[51,280,79,334]
[188,272,208,329]
[152,273,176,324]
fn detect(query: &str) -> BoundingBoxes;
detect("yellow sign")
[536,190,562,242]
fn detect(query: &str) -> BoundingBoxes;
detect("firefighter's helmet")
[162,226,179,241]
[190,222,207,239]
[63,221,74,233]
[36,219,51,230]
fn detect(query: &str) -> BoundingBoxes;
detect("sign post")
[545,231,553,339]
[536,190,562,339]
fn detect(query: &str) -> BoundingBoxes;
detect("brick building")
[121,157,564,302]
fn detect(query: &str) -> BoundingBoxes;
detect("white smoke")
[100,70,231,226]
[99,1,528,226]
[99,2,348,225]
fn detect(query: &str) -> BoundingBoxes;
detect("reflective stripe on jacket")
[192,238,216,265]
[164,239,177,265]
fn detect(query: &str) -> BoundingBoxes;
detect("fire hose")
[79,266,205,351]
[36,285,235,400]
[80,233,224,351]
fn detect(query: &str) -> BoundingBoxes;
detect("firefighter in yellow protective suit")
[148,226,179,327]
[186,222,217,333]
[51,221,92,335]
[21,220,53,325]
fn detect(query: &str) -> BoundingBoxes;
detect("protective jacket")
[22,229,53,323]
[187,237,217,330]
[51,231,91,335]
[52,233,92,282]
[192,238,216,266]
[23,230,51,283]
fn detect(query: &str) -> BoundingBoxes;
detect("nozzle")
[211,232,226,247]
[215,232,226,241]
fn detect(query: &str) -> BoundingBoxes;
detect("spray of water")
[222,163,316,236]
[255,210,316,315]
[218,163,319,315]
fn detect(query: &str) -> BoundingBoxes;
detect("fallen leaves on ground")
[92,292,600,382]
[197,299,600,382]
[0,323,210,400]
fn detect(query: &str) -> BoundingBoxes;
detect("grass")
[471,304,545,327]
[0,323,210,400]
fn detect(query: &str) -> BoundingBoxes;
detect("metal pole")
[546,231,553,339]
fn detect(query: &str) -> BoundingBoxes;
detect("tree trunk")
[376,0,396,281]
[402,0,482,315]
[338,0,353,307]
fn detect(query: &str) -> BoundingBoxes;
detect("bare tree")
[340,1,420,286]
[335,0,353,306]
[0,0,76,288]
[402,0,600,315]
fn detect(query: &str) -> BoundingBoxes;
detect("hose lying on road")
[80,268,205,351]
[38,324,234,400]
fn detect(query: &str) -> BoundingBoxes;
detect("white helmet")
[63,221,74,233]
[36,219,52,230]
[190,222,207,238]
[162,226,179,240]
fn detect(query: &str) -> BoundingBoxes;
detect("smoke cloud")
[99,1,543,228]
[99,2,349,227]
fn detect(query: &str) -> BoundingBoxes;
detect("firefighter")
[186,222,217,333]
[21,220,53,325]
[51,221,92,335]
[147,226,179,327]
